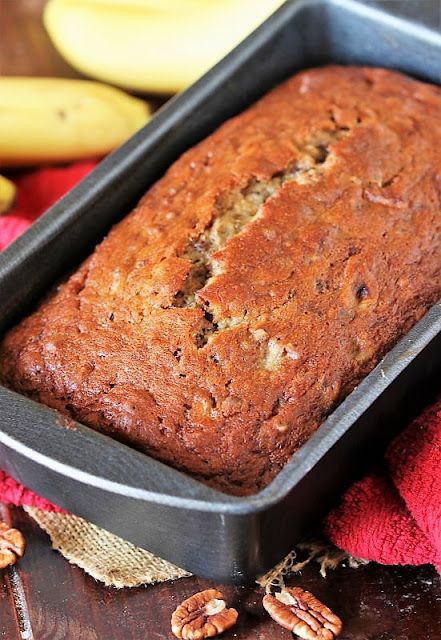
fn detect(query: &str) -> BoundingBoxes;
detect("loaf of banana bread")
[1,66,440,495]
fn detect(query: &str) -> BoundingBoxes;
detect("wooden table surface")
[0,1,440,638]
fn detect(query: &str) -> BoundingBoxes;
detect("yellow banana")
[0,175,16,215]
[0,78,150,167]
[44,0,284,94]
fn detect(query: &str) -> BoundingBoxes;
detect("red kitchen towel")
[0,469,63,513]
[325,398,441,572]
[0,163,440,573]
[0,162,97,251]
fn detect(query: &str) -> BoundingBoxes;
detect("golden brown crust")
[1,66,440,494]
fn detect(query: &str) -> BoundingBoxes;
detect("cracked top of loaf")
[1,66,440,495]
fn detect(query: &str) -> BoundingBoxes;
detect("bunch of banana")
[0,78,150,167]
[0,175,16,215]
[44,0,285,94]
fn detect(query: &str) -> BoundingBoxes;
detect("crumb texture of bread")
[1,66,440,495]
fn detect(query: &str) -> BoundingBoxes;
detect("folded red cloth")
[0,162,97,250]
[325,399,441,572]
[0,163,439,573]
[0,469,63,513]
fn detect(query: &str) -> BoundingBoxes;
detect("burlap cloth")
[24,507,190,587]
[23,506,365,589]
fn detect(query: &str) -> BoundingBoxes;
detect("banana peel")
[44,0,285,94]
[0,175,16,215]
[0,77,150,167]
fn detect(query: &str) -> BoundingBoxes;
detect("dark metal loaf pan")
[0,0,440,583]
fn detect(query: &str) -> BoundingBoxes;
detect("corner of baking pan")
[232,300,441,513]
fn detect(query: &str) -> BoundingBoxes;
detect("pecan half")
[171,588,238,639]
[263,586,342,640]
[0,522,25,569]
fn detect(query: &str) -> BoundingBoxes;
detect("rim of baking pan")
[0,0,440,515]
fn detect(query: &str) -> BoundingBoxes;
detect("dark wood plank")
[4,506,440,640]
[0,0,82,78]
[0,567,19,640]
[0,505,29,639]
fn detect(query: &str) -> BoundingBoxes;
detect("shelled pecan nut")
[171,588,238,639]
[0,522,26,569]
[263,586,342,640]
